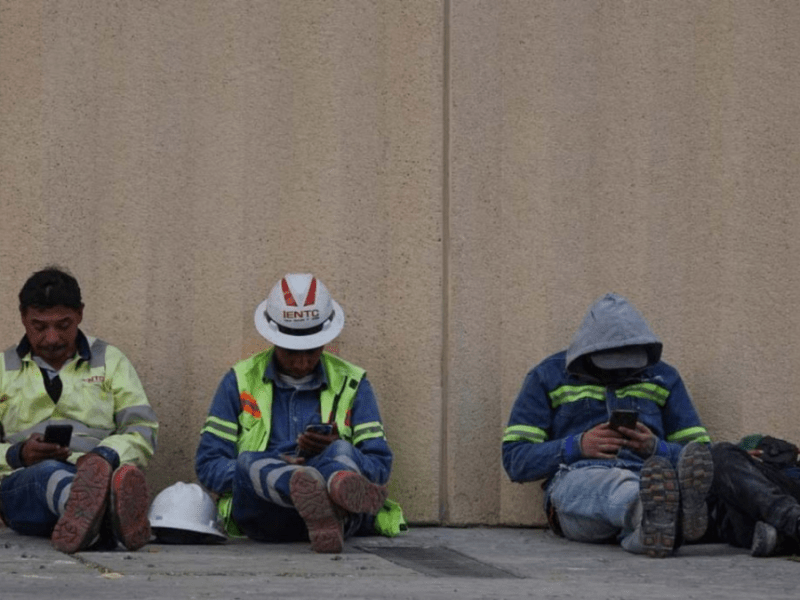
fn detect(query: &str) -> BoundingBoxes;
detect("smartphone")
[305,423,334,436]
[297,423,334,458]
[44,423,73,447]
[609,410,638,431]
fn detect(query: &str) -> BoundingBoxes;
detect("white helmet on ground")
[148,482,227,544]
[254,273,345,350]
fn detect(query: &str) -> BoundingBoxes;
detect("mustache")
[40,344,67,353]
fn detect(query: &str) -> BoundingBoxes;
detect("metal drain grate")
[357,546,521,579]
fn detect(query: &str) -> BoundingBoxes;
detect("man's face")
[21,305,83,370]
[274,346,324,379]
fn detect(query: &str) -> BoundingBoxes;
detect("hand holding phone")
[305,423,334,436]
[609,409,638,432]
[297,422,338,458]
[21,426,72,466]
[44,424,73,447]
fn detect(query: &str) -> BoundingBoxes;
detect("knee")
[233,452,264,488]
[235,451,263,472]
[327,439,355,457]
[710,442,744,463]
[29,459,69,473]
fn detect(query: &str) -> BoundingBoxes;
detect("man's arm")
[502,368,584,483]
[344,377,393,485]
[196,370,241,495]
[654,366,712,464]
[94,347,158,469]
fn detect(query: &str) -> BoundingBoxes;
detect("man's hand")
[581,423,627,458]
[617,422,656,457]
[280,454,306,465]
[21,432,70,466]
[296,424,340,459]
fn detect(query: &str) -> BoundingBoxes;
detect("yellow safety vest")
[213,348,365,533]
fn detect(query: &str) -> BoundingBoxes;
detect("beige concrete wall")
[448,1,800,525]
[3,1,800,526]
[0,0,444,522]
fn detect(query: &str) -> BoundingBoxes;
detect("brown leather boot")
[51,453,112,553]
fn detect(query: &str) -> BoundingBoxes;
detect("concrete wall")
[2,1,800,526]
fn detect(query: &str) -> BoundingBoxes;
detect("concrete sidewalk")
[0,525,797,600]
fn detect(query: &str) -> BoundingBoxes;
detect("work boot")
[677,442,714,542]
[639,455,680,558]
[51,453,112,553]
[327,471,388,515]
[110,464,151,551]
[751,521,780,557]
[290,468,344,554]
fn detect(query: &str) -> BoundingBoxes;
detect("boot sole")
[110,465,151,551]
[640,456,679,558]
[677,442,714,542]
[51,454,112,554]
[328,472,388,515]
[290,469,343,553]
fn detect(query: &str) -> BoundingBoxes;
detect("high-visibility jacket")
[203,347,385,531]
[0,333,158,476]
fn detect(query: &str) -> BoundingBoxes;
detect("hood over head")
[565,293,662,377]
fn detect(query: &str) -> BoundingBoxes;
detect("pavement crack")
[70,553,125,577]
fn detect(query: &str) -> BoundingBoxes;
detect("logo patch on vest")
[83,376,105,384]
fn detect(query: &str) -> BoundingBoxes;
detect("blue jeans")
[547,463,646,554]
[0,460,75,537]
[231,440,369,542]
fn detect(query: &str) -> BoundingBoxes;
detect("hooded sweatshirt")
[502,293,710,485]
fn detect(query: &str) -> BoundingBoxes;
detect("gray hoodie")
[565,293,663,377]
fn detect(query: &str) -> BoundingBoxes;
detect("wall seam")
[439,0,451,525]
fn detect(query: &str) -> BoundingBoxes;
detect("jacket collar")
[16,329,92,363]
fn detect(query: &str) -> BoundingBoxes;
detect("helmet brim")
[254,298,345,350]
[149,519,228,541]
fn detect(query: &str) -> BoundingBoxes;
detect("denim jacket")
[502,294,710,485]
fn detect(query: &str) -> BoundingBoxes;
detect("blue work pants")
[231,440,369,542]
[0,460,75,537]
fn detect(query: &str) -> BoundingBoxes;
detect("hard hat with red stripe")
[254,273,345,350]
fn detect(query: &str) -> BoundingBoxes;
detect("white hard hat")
[148,482,227,544]
[254,274,345,350]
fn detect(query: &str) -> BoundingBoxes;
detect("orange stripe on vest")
[240,392,261,418]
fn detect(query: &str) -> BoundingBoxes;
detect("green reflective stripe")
[353,422,385,445]
[202,416,238,443]
[549,385,605,408]
[617,383,670,407]
[353,421,383,433]
[667,427,711,444]
[503,424,547,444]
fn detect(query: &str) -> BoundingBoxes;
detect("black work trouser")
[706,442,800,551]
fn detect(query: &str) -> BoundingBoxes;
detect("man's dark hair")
[19,267,83,311]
